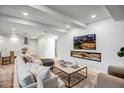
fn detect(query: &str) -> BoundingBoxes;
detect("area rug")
[53,68,97,88]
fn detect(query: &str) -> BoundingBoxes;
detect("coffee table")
[52,62,87,88]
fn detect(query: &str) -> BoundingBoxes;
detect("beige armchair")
[97,65,124,88]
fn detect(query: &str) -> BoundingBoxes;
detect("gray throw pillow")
[17,62,35,87]
[37,67,50,80]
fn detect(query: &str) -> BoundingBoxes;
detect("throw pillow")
[26,63,50,82]
[41,58,54,66]
[17,62,35,87]
[22,54,33,63]
[37,67,50,80]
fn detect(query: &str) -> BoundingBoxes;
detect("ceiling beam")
[0,14,67,33]
[28,5,87,28]
[105,5,124,21]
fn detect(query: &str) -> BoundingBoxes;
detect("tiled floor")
[0,64,13,88]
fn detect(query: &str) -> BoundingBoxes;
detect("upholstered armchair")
[97,65,124,88]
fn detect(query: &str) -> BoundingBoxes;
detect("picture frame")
[73,34,96,50]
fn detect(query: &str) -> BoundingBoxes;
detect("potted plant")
[117,47,124,57]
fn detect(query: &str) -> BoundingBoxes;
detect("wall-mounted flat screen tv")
[73,34,96,50]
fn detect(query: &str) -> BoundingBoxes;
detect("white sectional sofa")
[13,56,65,88]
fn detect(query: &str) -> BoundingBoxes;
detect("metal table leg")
[68,74,70,88]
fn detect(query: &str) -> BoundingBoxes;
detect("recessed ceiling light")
[0,36,3,39]
[91,14,96,18]
[55,35,58,40]
[11,28,16,31]
[10,37,19,42]
[66,24,70,28]
[23,12,28,16]
[32,36,37,39]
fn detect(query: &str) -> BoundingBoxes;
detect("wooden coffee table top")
[53,61,87,74]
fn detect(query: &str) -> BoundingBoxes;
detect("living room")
[0,5,124,89]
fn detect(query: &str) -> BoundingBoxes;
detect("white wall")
[57,18,124,73]
[0,37,38,56]
[38,34,57,58]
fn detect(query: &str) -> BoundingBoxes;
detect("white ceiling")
[105,5,124,21]
[0,20,45,38]
[0,5,111,39]
[48,5,111,24]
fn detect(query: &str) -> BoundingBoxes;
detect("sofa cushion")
[37,67,50,80]
[26,63,41,77]
[17,60,35,87]
[36,67,50,88]
[23,82,37,88]
[42,72,59,88]
[26,63,50,79]
[16,56,26,67]
[32,59,42,65]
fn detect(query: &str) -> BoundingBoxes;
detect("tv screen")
[73,34,96,50]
